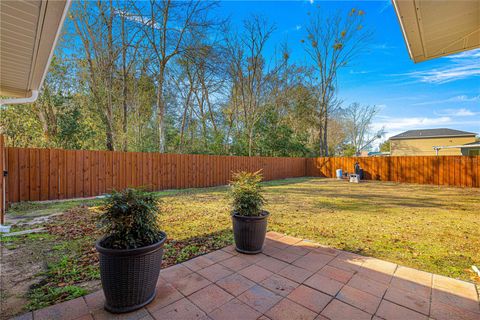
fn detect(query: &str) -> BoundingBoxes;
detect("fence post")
[0,135,5,225]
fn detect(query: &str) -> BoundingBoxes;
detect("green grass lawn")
[156,177,480,282]
[2,177,479,316]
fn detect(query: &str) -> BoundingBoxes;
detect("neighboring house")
[389,128,478,156]
[461,141,480,156]
[367,151,390,157]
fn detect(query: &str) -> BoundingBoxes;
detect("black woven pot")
[95,232,167,313]
[232,211,269,254]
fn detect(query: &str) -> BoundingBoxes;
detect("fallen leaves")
[46,207,101,240]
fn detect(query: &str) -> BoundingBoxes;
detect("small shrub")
[99,188,163,249]
[229,171,266,216]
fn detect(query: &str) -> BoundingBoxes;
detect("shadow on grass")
[261,177,315,187]
[268,187,448,210]
[162,228,233,266]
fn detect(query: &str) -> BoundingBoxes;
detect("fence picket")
[3,147,479,204]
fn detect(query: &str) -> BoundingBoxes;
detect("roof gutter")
[390,134,476,141]
[433,144,480,155]
[0,90,39,105]
[0,0,72,106]
[433,144,480,149]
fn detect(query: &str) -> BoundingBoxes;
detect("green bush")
[99,188,163,249]
[229,171,266,216]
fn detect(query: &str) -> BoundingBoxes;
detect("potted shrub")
[96,188,166,313]
[229,171,269,254]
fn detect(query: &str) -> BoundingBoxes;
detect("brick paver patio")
[13,232,480,320]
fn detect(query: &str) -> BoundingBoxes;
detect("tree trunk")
[105,115,115,151]
[106,0,115,151]
[318,125,324,156]
[318,109,326,156]
[121,14,128,152]
[122,82,128,151]
[156,72,166,153]
[36,105,56,144]
[196,94,209,150]
[248,127,253,157]
[323,115,329,156]
[202,83,217,133]
[179,89,193,151]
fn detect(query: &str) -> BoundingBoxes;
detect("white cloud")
[456,95,480,102]
[435,108,478,117]
[284,25,303,34]
[309,0,314,4]
[115,9,185,35]
[371,43,396,50]
[405,65,480,84]
[448,50,480,59]
[114,9,172,31]
[401,49,480,84]
[378,1,391,14]
[349,70,370,75]
[412,94,480,106]
[373,115,479,140]
[373,116,452,132]
[373,116,451,140]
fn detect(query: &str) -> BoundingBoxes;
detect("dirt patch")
[0,235,57,319]
[7,213,64,229]
[0,208,98,319]
[1,205,233,318]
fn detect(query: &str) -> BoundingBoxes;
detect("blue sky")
[216,0,480,143]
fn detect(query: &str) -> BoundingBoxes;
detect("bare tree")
[132,0,217,152]
[303,7,370,156]
[11,2,379,157]
[342,103,384,155]
[327,115,347,155]
[225,15,279,156]
[116,1,143,151]
[71,0,120,150]
[170,40,227,152]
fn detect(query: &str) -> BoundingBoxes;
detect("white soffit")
[393,0,480,63]
[0,0,71,98]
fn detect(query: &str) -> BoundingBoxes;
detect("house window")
[468,149,480,156]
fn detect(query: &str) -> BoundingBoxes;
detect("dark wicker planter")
[95,232,167,313]
[232,211,269,254]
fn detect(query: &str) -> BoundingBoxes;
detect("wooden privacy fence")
[4,147,306,203]
[306,156,480,188]
[2,144,480,206]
